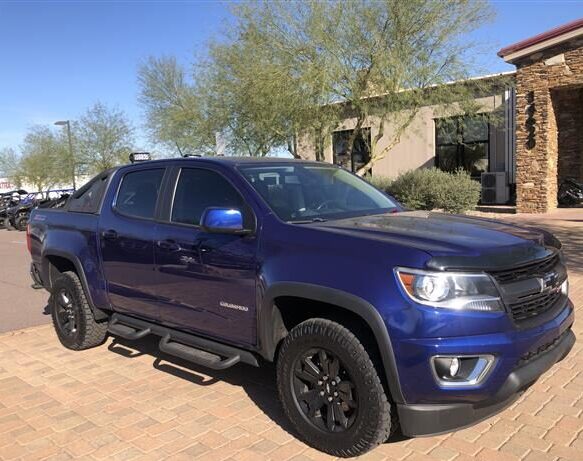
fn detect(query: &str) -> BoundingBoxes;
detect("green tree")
[18,126,70,193]
[140,0,497,168]
[138,56,213,156]
[139,41,335,157]
[230,0,497,174]
[199,33,335,158]
[0,148,21,181]
[74,102,135,174]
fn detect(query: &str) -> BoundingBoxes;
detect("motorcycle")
[558,178,583,206]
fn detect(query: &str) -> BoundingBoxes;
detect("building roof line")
[326,71,516,106]
[498,17,583,61]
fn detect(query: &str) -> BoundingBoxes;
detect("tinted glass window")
[172,168,244,226]
[435,115,489,178]
[332,128,371,173]
[115,169,164,219]
[69,176,108,213]
[239,164,397,222]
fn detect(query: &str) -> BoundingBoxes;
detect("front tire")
[277,318,394,457]
[50,271,108,350]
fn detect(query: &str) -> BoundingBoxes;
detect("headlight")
[561,279,569,296]
[395,267,502,311]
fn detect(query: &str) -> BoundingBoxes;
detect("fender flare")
[258,282,405,404]
[42,250,109,321]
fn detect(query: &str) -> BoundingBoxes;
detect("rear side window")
[172,168,245,226]
[115,169,165,219]
[69,176,108,213]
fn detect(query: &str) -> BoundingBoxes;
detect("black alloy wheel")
[50,271,108,350]
[277,318,394,457]
[291,348,357,433]
[54,288,78,337]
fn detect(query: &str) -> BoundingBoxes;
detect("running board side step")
[159,335,240,370]
[108,317,151,340]
[107,313,258,369]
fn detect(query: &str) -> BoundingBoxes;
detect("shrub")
[435,169,482,214]
[367,175,392,193]
[369,168,480,214]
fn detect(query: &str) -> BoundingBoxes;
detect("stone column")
[515,77,558,213]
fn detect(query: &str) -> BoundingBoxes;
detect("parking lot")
[0,231,48,334]
[0,211,582,461]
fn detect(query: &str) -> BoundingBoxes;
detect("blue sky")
[0,0,582,153]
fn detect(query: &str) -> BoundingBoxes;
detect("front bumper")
[398,326,575,436]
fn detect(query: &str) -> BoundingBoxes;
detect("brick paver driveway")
[0,210,582,461]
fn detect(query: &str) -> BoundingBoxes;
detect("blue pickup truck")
[27,157,575,457]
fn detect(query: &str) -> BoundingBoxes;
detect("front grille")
[516,328,571,368]
[490,254,559,283]
[508,289,562,322]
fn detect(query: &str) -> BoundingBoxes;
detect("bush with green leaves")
[369,168,480,214]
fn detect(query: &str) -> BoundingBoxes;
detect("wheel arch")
[259,282,405,404]
[42,250,109,321]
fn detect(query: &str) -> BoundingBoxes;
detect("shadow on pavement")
[107,335,296,435]
[107,334,409,444]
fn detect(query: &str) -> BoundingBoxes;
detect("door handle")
[102,229,118,240]
[157,239,180,251]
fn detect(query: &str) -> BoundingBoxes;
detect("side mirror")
[200,207,249,234]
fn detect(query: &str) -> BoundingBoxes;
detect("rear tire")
[50,271,108,350]
[4,218,14,230]
[15,215,28,231]
[277,318,394,457]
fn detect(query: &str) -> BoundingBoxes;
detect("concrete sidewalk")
[0,211,582,460]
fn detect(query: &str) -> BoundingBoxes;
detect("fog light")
[449,357,460,377]
[431,355,495,387]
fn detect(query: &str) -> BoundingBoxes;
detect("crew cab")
[27,157,575,457]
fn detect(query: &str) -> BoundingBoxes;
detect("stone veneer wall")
[514,39,583,213]
[554,87,583,184]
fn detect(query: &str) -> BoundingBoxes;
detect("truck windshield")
[239,164,398,222]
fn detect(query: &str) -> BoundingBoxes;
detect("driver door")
[152,167,258,346]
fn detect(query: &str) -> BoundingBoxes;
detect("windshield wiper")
[289,217,328,224]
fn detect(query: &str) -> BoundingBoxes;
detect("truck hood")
[311,211,558,271]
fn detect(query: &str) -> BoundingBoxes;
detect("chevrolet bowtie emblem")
[538,271,559,293]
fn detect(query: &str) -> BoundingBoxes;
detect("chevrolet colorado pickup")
[27,157,575,457]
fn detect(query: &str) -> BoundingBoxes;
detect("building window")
[435,116,489,178]
[332,128,371,173]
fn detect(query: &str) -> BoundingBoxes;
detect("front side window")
[115,169,164,219]
[239,164,397,222]
[435,116,489,178]
[171,168,245,226]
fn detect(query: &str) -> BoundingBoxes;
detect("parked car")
[27,157,575,457]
